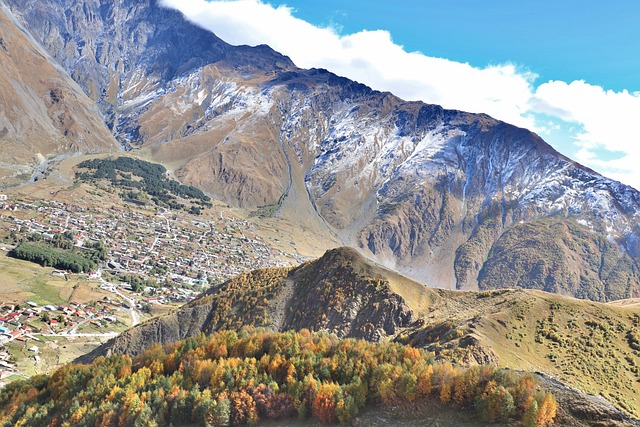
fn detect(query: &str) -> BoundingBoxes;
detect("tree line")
[0,329,557,426]
[8,242,97,274]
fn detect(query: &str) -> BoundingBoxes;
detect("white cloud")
[160,0,640,190]
[530,81,640,184]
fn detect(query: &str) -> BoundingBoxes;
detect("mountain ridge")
[2,0,640,299]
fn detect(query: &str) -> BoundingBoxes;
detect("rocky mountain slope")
[0,4,117,187]
[77,248,414,360]
[3,0,640,300]
[77,247,640,424]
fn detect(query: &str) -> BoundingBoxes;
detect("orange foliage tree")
[311,382,341,424]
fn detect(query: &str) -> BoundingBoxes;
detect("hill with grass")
[76,247,640,425]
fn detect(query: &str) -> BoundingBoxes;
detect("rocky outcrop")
[284,247,413,341]
[539,375,640,427]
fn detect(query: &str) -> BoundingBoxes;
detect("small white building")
[88,270,102,279]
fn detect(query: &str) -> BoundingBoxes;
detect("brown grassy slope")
[0,7,117,186]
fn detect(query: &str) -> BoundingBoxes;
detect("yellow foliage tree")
[536,392,557,427]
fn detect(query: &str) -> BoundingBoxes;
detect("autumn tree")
[229,390,258,425]
[513,373,537,411]
[206,395,231,427]
[523,398,539,427]
[312,382,341,424]
[250,384,296,419]
[536,392,558,427]
[481,385,515,423]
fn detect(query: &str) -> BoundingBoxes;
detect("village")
[0,196,306,285]
[0,194,309,381]
[0,297,129,380]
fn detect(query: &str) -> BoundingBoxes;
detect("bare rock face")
[3,0,293,144]
[5,0,640,300]
[284,247,414,342]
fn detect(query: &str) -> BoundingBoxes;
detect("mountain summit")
[3,0,640,300]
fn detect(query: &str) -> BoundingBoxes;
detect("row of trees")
[9,242,97,273]
[0,329,557,426]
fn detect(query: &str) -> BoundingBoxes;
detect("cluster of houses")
[0,299,119,332]
[99,281,200,305]
[143,287,201,305]
[1,198,306,291]
[0,299,121,382]
[0,300,119,336]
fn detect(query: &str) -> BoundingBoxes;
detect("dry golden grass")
[389,285,640,418]
[0,251,110,305]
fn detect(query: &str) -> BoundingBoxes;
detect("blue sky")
[279,0,640,92]
[161,0,640,190]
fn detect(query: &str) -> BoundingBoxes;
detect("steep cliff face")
[3,0,294,147]
[4,0,640,299]
[283,247,414,342]
[266,79,640,299]
[0,4,117,185]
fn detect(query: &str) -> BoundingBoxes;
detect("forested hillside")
[76,157,212,213]
[0,330,556,426]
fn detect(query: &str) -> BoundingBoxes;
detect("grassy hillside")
[389,284,640,419]
[0,250,110,307]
